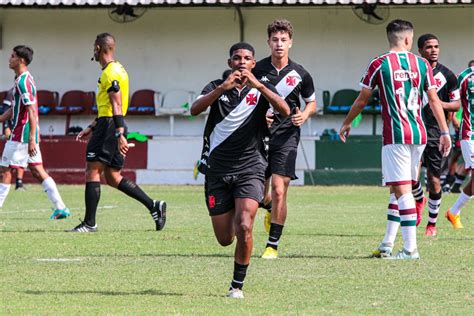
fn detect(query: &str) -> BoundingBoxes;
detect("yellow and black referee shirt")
[96,61,129,118]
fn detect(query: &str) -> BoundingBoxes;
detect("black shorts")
[265,131,299,180]
[422,143,448,177]
[204,173,265,216]
[86,117,127,169]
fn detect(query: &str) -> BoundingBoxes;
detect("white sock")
[398,193,417,253]
[42,177,66,210]
[451,191,471,215]
[0,183,11,207]
[382,193,399,246]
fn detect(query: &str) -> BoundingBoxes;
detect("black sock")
[412,181,424,203]
[85,181,101,227]
[230,262,249,290]
[445,174,455,186]
[454,173,466,184]
[117,178,154,210]
[15,178,23,188]
[266,223,284,250]
[259,200,272,211]
[427,191,442,227]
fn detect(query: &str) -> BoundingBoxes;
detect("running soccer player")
[69,33,166,233]
[339,20,451,259]
[0,45,69,219]
[191,42,289,298]
[445,65,474,229]
[413,34,460,236]
[253,19,316,259]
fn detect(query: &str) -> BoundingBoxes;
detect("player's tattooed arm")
[109,89,129,156]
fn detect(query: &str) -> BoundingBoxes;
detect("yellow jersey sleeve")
[97,62,130,118]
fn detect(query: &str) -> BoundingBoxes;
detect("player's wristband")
[113,115,125,128]
[440,131,450,136]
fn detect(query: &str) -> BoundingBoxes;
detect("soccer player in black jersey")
[253,19,316,259]
[191,42,289,298]
[414,34,460,236]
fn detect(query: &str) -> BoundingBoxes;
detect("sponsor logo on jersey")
[219,95,229,102]
[394,70,418,82]
[246,93,257,106]
[260,76,270,82]
[286,76,296,86]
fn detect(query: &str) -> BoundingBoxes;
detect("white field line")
[36,258,83,262]
[0,205,115,215]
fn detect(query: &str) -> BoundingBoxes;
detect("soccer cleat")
[424,225,437,237]
[445,209,463,229]
[151,200,167,231]
[384,248,420,260]
[15,186,26,191]
[227,288,244,299]
[264,210,271,233]
[372,242,393,258]
[415,196,427,227]
[261,246,278,259]
[67,220,97,233]
[50,208,70,220]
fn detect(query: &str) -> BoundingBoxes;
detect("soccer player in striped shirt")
[339,20,451,259]
[445,65,474,229]
[0,45,70,219]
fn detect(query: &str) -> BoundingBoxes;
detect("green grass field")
[1,185,473,314]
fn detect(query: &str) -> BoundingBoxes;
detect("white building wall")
[0,6,472,184]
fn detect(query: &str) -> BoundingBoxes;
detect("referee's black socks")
[85,181,101,227]
[117,178,154,211]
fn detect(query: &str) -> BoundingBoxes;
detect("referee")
[69,33,166,233]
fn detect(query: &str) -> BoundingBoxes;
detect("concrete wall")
[0,6,472,109]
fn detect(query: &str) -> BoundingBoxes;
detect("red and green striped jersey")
[360,51,437,145]
[458,66,474,141]
[11,71,39,143]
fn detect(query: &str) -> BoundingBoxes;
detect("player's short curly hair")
[13,45,33,65]
[417,33,439,49]
[267,19,293,39]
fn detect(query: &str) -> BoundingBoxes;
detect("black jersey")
[423,63,460,141]
[253,57,315,137]
[197,79,277,176]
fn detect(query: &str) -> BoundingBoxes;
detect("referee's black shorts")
[86,117,127,169]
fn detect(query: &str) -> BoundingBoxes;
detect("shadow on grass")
[22,289,183,297]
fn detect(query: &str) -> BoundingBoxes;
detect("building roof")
[0,0,472,6]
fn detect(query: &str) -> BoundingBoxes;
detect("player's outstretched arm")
[339,88,371,142]
[0,108,12,123]
[191,71,241,116]
[427,89,451,157]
